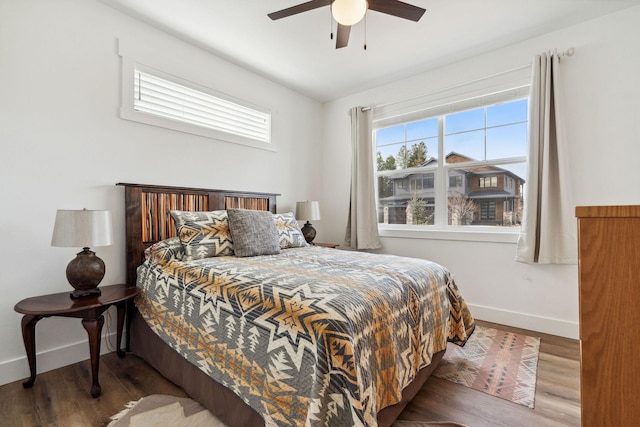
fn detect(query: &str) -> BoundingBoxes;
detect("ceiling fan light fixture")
[331,0,367,26]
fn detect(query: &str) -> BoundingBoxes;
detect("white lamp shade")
[296,201,321,221]
[331,0,367,26]
[51,209,114,248]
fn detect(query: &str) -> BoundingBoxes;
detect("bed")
[118,183,475,427]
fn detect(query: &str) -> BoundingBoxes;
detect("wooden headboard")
[117,183,279,286]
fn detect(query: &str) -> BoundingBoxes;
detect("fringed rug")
[433,325,540,408]
[107,395,225,427]
[107,394,465,427]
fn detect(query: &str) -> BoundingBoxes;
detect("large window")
[375,96,527,230]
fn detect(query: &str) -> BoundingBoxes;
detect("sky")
[375,98,528,179]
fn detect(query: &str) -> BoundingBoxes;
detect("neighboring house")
[379,152,524,226]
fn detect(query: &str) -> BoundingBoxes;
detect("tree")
[377,152,383,170]
[407,182,433,225]
[408,141,427,167]
[396,145,409,169]
[383,155,396,171]
[377,152,397,199]
[396,141,427,169]
[448,190,478,225]
[377,152,397,171]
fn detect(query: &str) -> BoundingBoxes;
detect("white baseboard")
[469,303,579,340]
[0,332,119,387]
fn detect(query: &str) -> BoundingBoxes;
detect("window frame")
[373,88,529,243]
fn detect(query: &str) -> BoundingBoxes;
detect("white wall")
[0,0,322,386]
[321,6,640,339]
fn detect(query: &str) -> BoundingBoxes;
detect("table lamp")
[51,209,113,299]
[296,201,321,244]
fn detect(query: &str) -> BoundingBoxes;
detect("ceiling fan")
[268,0,426,49]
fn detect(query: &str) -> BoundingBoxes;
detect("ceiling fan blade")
[268,0,332,20]
[367,0,426,21]
[336,24,351,49]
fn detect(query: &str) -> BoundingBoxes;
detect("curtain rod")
[362,47,575,112]
[361,64,529,112]
[558,47,575,57]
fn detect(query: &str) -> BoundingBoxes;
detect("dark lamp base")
[66,247,106,299]
[70,287,102,299]
[301,221,317,244]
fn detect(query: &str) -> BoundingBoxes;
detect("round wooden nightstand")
[14,284,139,398]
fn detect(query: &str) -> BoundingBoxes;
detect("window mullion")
[435,117,447,227]
[484,106,488,161]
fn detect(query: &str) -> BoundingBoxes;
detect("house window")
[410,174,435,190]
[424,175,435,188]
[449,175,463,188]
[479,176,498,188]
[375,95,528,230]
[410,177,423,190]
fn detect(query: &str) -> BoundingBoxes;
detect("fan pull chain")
[330,8,334,40]
[364,11,367,50]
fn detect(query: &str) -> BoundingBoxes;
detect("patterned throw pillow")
[273,212,309,249]
[170,210,234,260]
[227,208,281,257]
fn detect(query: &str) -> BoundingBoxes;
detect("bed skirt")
[130,311,444,427]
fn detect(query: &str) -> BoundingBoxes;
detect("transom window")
[119,55,273,151]
[134,68,270,144]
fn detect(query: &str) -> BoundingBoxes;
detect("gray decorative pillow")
[273,212,309,249]
[227,209,281,257]
[170,210,234,260]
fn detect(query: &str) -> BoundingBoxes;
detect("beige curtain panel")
[345,106,382,250]
[516,51,577,264]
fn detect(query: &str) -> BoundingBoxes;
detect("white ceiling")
[100,0,638,102]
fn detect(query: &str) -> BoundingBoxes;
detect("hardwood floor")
[396,320,581,427]
[0,320,580,426]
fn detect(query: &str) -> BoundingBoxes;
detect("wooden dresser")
[576,205,640,426]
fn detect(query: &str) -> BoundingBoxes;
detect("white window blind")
[133,68,271,144]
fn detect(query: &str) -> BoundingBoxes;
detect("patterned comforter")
[136,238,475,427]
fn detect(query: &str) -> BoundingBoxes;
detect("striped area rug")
[433,325,540,408]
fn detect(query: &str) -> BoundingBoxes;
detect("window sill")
[120,108,277,152]
[378,226,520,244]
